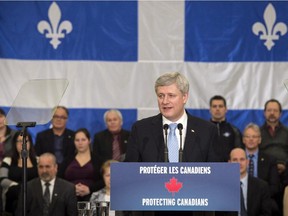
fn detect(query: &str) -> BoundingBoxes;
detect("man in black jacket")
[35,106,75,165]
[209,95,242,161]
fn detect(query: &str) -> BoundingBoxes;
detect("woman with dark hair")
[0,108,16,162]
[58,128,103,201]
[0,130,38,215]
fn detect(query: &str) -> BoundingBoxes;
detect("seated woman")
[0,131,38,215]
[90,159,130,216]
[58,128,103,201]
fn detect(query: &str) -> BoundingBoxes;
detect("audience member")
[209,95,242,161]
[15,153,77,216]
[93,109,130,163]
[0,131,38,215]
[242,123,280,215]
[260,99,288,213]
[126,72,221,216]
[217,148,271,216]
[260,99,288,177]
[90,159,130,216]
[0,108,16,161]
[0,108,17,215]
[35,106,75,165]
[58,128,103,201]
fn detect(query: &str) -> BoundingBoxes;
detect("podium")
[111,162,240,212]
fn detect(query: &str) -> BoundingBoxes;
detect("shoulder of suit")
[94,129,109,136]
[36,128,53,137]
[65,128,75,135]
[249,175,269,186]
[56,177,75,188]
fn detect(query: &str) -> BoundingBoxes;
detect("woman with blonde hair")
[90,159,130,216]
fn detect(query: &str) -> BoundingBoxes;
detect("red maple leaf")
[165,177,183,196]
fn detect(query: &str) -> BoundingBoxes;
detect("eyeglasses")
[53,115,67,120]
[244,135,260,139]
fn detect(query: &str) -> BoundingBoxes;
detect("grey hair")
[39,152,57,165]
[154,72,189,95]
[103,109,123,124]
[243,123,261,136]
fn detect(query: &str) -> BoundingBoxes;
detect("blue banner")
[185,2,288,62]
[111,162,240,211]
[0,1,138,61]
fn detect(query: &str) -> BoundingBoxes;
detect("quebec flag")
[1,1,288,140]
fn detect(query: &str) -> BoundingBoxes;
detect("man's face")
[52,108,68,130]
[264,102,281,125]
[156,83,188,122]
[106,112,122,134]
[210,99,227,122]
[38,156,57,182]
[229,148,248,177]
[243,128,261,151]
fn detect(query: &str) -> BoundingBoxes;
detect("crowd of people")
[0,72,287,216]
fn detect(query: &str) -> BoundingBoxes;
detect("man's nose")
[162,96,169,103]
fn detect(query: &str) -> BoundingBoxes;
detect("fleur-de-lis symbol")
[37,2,73,49]
[252,3,287,51]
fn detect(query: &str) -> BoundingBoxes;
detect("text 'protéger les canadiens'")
[139,166,211,175]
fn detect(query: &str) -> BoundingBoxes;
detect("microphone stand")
[163,124,169,162]
[177,123,183,162]
[17,122,36,216]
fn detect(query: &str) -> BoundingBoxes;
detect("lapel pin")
[191,129,195,133]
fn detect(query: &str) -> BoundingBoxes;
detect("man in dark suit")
[242,123,280,215]
[93,109,130,163]
[35,106,75,165]
[16,153,77,216]
[218,148,272,216]
[125,72,221,216]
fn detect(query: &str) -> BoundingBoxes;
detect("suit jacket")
[93,129,130,163]
[247,176,272,216]
[257,151,280,198]
[15,177,77,216]
[216,176,272,216]
[35,128,75,162]
[125,112,221,162]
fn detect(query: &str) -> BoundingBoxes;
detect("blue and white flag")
[1,1,288,139]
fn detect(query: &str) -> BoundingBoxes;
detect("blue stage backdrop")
[1,1,288,142]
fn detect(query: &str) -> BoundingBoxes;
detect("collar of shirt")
[245,149,259,160]
[162,112,187,148]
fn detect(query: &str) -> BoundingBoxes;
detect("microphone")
[177,123,183,162]
[163,124,169,162]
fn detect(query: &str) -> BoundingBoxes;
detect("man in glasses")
[35,106,75,165]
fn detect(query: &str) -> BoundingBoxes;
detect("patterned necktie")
[43,182,50,216]
[248,154,254,176]
[168,123,178,162]
[240,182,248,216]
[112,134,121,161]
